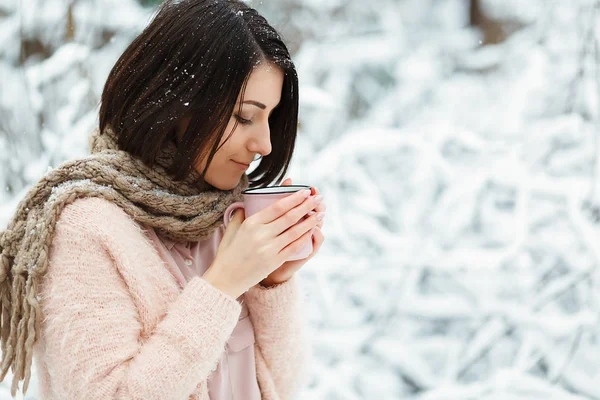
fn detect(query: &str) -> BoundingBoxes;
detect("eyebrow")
[242,100,266,110]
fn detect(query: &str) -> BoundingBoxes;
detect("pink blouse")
[141,223,262,400]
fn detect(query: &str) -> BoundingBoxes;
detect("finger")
[269,192,323,235]
[311,226,324,253]
[282,178,292,186]
[275,211,324,250]
[279,222,317,261]
[222,207,245,243]
[310,207,325,227]
[311,188,326,213]
[253,187,312,225]
[314,201,326,213]
[301,227,324,263]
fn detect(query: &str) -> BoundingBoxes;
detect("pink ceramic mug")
[223,185,313,261]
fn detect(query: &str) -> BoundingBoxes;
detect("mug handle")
[223,202,245,227]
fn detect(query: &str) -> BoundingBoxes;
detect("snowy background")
[1,0,600,399]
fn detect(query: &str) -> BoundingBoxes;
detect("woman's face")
[177,62,284,190]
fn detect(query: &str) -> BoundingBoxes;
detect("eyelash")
[235,115,252,125]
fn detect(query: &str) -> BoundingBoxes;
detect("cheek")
[221,118,238,142]
[204,145,234,174]
[198,121,245,173]
[224,128,249,153]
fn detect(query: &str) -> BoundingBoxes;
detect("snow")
[2,0,600,399]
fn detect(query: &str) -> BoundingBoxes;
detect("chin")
[204,175,242,191]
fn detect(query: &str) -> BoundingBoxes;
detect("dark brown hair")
[99,0,299,188]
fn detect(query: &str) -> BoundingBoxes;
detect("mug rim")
[242,184,311,195]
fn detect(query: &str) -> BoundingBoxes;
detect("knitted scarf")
[0,125,249,395]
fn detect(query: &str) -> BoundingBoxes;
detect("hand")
[203,184,324,298]
[260,178,326,287]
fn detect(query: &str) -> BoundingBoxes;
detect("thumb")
[222,208,245,244]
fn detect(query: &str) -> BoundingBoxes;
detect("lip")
[231,160,250,169]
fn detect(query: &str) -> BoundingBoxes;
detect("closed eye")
[235,115,252,125]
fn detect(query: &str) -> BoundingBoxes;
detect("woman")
[0,0,326,398]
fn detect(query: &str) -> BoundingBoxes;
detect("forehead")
[238,63,284,105]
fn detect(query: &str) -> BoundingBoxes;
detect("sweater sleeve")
[38,204,241,399]
[243,276,312,399]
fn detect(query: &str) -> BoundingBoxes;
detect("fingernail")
[301,189,311,197]
[316,212,325,221]
[313,195,324,204]
[307,211,316,216]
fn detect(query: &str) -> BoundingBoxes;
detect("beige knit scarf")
[0,125,249,395]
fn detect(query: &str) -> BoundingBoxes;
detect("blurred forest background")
[2,0,600,399]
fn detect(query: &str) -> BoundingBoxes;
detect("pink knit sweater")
[32,197,310,399]
[142,223,261,399]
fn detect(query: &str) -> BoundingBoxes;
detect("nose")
[249,121,272,157]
